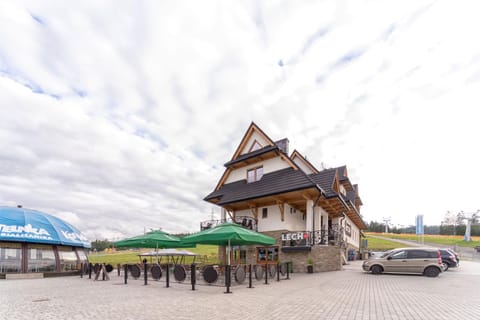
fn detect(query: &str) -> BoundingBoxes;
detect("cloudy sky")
[1,0,479,240]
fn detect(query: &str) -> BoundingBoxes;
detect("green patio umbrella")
[115,230,193,249]
[181,222,276,265]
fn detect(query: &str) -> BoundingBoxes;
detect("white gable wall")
[240,131,271,155]
[292,157,315,175]
[225,157,291,184]
[233,204,306,232]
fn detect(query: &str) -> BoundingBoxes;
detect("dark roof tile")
[308,169,337,198]
[224,145,278,167]
[204,168,314,205]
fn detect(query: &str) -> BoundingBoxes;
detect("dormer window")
[249,140,262,152]
[339,184,346,197]
[247,166,263,183]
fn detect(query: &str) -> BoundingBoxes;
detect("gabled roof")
[353,184,363,205]
[308,168,338,198]
[205,122,366,229]
[205,167,315,205]
[224,145,278,167]
[337,165,347,180]
[214,122,298,191]
[346,190,356,203]
[230,122,275,161]
[290,150,319,174]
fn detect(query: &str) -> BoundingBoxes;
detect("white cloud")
[1,0,480,239]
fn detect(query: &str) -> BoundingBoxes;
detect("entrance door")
[231,246,247,265]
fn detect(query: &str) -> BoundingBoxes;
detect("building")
[0,206,90,278]
[203,123,366,272]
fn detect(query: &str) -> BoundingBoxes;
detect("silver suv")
[362,247,443,277]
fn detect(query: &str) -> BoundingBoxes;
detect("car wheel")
[424,266,440,277]
[442,262,449,271]
[371,265,383,275]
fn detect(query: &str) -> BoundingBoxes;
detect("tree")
[91,239,113,251]
[366,221,385,233]
[441,211,457,225]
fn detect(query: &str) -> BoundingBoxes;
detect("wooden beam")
[277,201,285,222]
[302,193,312,201]
[227,210,234,221]
[250,206,258,221]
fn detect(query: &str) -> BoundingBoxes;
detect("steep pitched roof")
[337,165,348,180]
[205,167,315,205]
[229,122,276,161]
[214,122,298,191]
[224,145,278,167]
[308,168,338,198]
[290,150,319,174]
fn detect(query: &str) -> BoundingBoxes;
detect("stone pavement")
[2,260,480,320]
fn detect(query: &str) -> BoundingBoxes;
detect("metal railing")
[281,229,343,247]
[200,216,258,231]
[233,216,257,231]
[83,261,293,294]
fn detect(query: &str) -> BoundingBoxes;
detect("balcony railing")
[199,216,258,231]
[200,219,224,231]
[281,228,343,247]
[233,216,257,231]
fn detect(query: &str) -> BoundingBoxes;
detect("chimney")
[275,138,289,154]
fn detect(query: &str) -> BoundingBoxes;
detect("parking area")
[1,260,480,320]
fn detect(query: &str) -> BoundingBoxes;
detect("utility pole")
[461,210,479,242]
[382,217,391,233]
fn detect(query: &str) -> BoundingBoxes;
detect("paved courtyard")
[2,260,480,320]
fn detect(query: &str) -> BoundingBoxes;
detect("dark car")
[439,249,458,271]
[447,249,460,265]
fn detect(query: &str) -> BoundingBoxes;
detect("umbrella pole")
[227,239,231,266]
[225,239,232,294]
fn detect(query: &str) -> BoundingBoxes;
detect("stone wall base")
[261,230,342,273]
[215,229,344,273]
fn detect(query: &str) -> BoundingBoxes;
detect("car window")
[380,250,392,258]
[407,250,435,259]
[390,251,407,259]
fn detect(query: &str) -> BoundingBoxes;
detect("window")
[256,247,279,263]
[57,247,79,271]
[27,244,56,272]
[0,242,22,273]
[262,208,268,219]
[345,223,351,237]
[408,250,436,259]
[250,140,262,152]
[390,250,407,259]
[77,249,88,263]
[247,166,263,183]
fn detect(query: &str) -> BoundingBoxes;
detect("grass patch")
[366,233,480,248]
[365,236,411,251]
[88,245,220,265]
